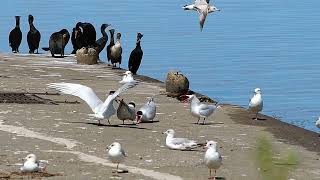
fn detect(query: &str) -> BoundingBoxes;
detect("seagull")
[20,154,48,172]
[316,117,320,129]
[249,88,263,120]
[136,97,156,123]
[183,0,220,31]
[107,142,126,174]
[181,94,217,124]
[48,82,138,125]
[162,129,199,150]
[119,71,138,84]
[117,99,136,124]
[204,141,222,180]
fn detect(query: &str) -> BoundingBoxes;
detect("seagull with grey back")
[48,82,138,125]
[183,0,220,31]
[119,71,139,84]
[107,142,127,175]
[181,94,217,124]
[248,88,263,120]
[20,154,48,172]
[162,129,199,150]
[204,141,222,180]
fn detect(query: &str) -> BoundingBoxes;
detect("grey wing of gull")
[199,104,216,116]
[121,148,126,157]
[48,83,103,113]
[172,137,193,145]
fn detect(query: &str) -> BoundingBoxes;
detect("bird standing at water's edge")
[27,15,41,54]
[181,94,217,124]
[95,24,111,59]
[107,29,115,65]
[248,88,263,120]
[128,33,144,74]
[110,32,122,68]
[9,16,22,53]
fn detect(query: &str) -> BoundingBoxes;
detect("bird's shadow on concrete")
[191,122,224,126]
[70,121,150,130]
[251,117,267,121]
[215,177,226,180]
[139,120,160,124]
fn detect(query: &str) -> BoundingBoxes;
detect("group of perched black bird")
[8,15,144,74]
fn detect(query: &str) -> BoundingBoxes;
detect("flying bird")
[183,0,220,31]
[48,82,138,125]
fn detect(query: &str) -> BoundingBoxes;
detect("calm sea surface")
[1,0,319,132]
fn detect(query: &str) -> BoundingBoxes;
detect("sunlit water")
[1,0,319,132]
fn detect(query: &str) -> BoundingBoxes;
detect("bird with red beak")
[136,97,156,123]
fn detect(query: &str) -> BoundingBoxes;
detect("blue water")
[0,0,319,132]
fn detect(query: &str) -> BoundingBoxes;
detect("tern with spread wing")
[183,0,220,31]
[48,82,138,125]
[181,94,217,124]
[162,129,199,150]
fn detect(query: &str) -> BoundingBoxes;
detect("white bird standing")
[117,99,136,124]
[183,0,220,31]
[48,82,138,125]
[20,154,48,172]
[136,97,156,123]
[316,117,320,129]
[107,142,126,173]
[204,141,222,180]
[181,94,217,124]
[119,71,138,84]
[249,88,263,120]
[162,129,199,150]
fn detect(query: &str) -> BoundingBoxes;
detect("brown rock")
[165,71,189,98]
[75,47,98,65]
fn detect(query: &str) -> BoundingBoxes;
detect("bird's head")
[208,5,220,13]
[24,154,37,162]
[107,142,121,150]
[128,101,136,108]
[162,129,175,136]
[205,140,218,149]
[109,29,115,35]
[137,33,143,39]
[254,88,261,94]
[28,14,34,24]
[116,32,121,39]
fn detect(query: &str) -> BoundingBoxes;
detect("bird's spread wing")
[48,82,103,113]
[103,82,138,107]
